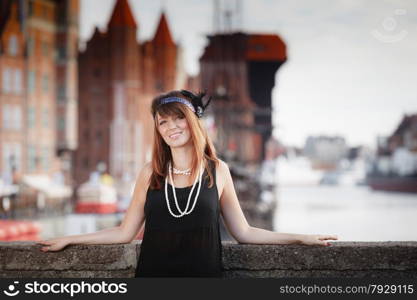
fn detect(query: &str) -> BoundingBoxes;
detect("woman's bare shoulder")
[215,159,230,178]
[137,162,153,185]
[214,159,231,198]
[142,162,153,174]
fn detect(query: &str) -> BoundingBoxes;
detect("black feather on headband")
[180,90,212,118]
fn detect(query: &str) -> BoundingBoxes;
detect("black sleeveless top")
[135,160,222,277]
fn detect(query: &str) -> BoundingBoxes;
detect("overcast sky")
[80,0,417,148]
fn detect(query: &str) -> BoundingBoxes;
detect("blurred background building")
[0,0,78,240]
[366,113,417,193]
[1,0,78,182]
[75,0,186,213]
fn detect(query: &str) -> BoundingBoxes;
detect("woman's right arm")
[38,163,152,252]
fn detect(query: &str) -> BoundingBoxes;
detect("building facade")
[0,0,79,185]
[75,0,183,190]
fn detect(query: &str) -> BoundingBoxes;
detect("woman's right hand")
[37,237,71,252]
[300,234,338,246]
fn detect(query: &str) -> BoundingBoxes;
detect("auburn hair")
[149,90,219,190]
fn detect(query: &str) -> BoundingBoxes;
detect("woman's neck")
[170,144,194,170]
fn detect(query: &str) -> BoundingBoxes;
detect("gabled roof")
[392,114,417,137]
[152,12,174,46]
[108,0,137,29]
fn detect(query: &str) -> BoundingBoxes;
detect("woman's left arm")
[218,160,338,246]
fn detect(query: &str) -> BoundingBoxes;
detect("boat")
[76,172,118,214]
[366,175,417,193]
[0,220,41,241]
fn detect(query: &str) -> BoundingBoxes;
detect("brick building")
[0,0,78,184]
[75,0,184,189]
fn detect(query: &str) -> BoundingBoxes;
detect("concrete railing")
[1,241,416,278]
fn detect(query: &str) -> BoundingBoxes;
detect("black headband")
[158,90,212,119]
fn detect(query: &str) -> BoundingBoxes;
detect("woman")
[38,90,338,277]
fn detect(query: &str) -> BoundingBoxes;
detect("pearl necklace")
[164,162,203,218]
[170,166,191,176]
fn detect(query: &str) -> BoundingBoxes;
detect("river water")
[272,156,417,241]
[274,184,417,241]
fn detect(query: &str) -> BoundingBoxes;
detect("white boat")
[277,156,324,187]
[76,172,118,214]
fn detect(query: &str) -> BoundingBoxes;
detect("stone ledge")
[0,241,416,278]
[0,241,137,278]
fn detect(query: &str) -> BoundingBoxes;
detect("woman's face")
[156,113,192,148]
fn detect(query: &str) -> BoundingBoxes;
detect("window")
[1,68,22,94]
[28,1,34,16]
[8,35,18,56]
[27,145,37,172]
[2,104,10,129]
[3,105,22,130]
[96,131,102,144]
[83,157,89,169]
[42,107,49,128]
[57,47,66,60]
[42,75,49,93]
[42,41,49,56]
[3,143,22,174]
[12,143,21,172]
[28,106,35,128]
[155,81,163,91]
[41,146,49,171]
[2,144,13,181]
[58,84,65,100]
[58,117,65,130]
[57,8,66,25]
[13,106,22,130]
[28,70,36,93]
[27,37,34,56]
[2,68,11,93]
[14,69,22,94]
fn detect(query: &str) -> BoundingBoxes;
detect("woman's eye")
[159,121,165,125]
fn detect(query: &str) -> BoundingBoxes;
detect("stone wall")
[1,241,416,278]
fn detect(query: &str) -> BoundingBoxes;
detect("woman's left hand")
[37,237,70,252]
[300,234,338,246]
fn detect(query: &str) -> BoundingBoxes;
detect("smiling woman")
[38,89,338,278]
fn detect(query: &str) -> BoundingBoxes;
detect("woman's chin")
[166,138,191,148]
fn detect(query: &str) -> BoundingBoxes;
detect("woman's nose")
[167,119,178,129]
